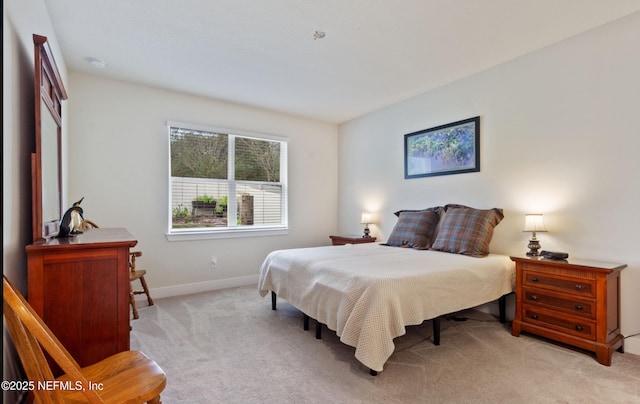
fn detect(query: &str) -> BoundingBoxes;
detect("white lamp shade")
[523,214,547,232]
[361,212,373,224]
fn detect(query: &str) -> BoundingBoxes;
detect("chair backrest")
[3,275,104,403]
[129,251,143,273]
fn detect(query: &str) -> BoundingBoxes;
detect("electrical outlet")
[210,256,218,269]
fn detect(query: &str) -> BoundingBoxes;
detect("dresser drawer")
[523,307,595,339]
[523,270,595,298]
[523,288,595,319]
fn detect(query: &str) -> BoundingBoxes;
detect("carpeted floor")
[130,285,640,403]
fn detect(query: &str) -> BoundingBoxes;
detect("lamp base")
[526,238,541,256]
[363,225,371,238]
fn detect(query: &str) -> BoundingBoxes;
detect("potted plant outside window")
[215,196,228,217]
[191,195,216,210]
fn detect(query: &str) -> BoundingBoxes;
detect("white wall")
[338,13,640,355]
[67,73,338,293]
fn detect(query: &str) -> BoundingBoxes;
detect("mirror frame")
[32,34,68,242]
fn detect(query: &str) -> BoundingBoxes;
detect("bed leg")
[369,369,378,376]
[303,314,310,330]
[271,291,277,310]
[499,294,507,324]
[315,321,322,339]
[433,316,441,346]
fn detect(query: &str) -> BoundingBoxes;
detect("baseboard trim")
[141,275,259,300]
[624,335,640,356]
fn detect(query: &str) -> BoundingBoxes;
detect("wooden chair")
[75,220,153,320]
[129,251,154,320]
[3,275,166,403]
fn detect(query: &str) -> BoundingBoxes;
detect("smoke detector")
[86,57,106,69]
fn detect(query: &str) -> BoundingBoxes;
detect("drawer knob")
[575,325,584,331]
[531,295,539,301]
[575,304,584,311]
[531,277,539,282]
[575,284,585,290]
[531,314,539,320]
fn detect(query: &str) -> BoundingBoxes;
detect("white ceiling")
[44,0,640,124]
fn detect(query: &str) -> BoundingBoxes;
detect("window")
[167,121,288,239]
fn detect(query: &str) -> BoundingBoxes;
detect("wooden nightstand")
[330,235,377,246]
[511,255,626,365]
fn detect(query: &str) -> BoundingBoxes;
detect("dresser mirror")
[32,34,68,242]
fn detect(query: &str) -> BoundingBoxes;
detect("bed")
[257,204,515,373]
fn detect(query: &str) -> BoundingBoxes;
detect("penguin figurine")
[57,197,85,237]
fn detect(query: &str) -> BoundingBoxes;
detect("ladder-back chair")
[129,251,154,319]
[3,275,166,403]
[78,221,154,320]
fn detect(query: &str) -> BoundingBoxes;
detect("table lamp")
[523,214,547,256]
[361,212,373,238]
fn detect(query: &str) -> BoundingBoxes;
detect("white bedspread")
[258,243,515,372]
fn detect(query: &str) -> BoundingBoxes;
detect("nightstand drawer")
[523,307,595,339]
[523,270,595,298]
[523,288,595,318]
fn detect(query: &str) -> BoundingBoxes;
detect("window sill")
[165,226,288,241]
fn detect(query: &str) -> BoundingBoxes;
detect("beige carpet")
[130,285,640,403]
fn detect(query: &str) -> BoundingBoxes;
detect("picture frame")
[404,116,480,179]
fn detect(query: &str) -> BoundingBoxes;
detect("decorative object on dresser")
[523,213,547,256]
[330,235,377,246]
[3,275,166,403]
[360,211,374,238]
[79,218,100,232]
[57,197,85,237]
[511,255,626,365]
[26,227,138,375]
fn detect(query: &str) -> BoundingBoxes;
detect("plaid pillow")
[431,206,504,257]
[393,206,443,217]
[384,210,440,249]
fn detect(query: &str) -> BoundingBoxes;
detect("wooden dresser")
[26,228,137,372]
[510,255,626,365]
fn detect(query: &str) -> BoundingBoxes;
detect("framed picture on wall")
[404,116,480,179]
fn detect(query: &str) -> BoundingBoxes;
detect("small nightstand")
[329,235,377,246]
[510,255,626,365]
